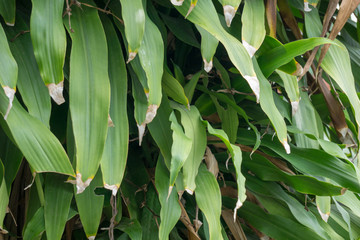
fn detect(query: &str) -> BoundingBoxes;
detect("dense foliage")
[1,0,360,239]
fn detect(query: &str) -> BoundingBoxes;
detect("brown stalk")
[222,209,247,240]
[277,0,302,40]
[178,200,201,240]
[317,0,360,69]
[266,0,277,38]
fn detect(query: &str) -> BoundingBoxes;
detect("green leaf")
[44,174,73,240]
[162,69,189,106]
[23,207,45,240]
[120,0,145,60]
[155,156,181,240]
[316,196,331,222]
[116,217,142,240]
[75,170,104,239]
[138,6,164,109]
[258,37,338,77]
[0,179,8,231]
[0,23,17,119]
[0,0,15,26]
[184,71,201,104]
[174,0,260,101]
[64,0,111,192]
[100,14,129,195]
[241,0,266,57]
[0,93,74,176]
[4,16,51,126]
[236,201,323,240]
[276,70,300,115]
[242,152,346,196]
[168,111,192,188]
[195,25,219,72]
[202,120,245,216]
[171,103,206,194]
[30,0,66,104]
[253,59,290,153]
[195,164,223,240]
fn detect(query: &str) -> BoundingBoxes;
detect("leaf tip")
[47,81,65,105]
[185,188,194,195]
[283,139,291,154]
[167,186,173,201]
[242,40,257,58]
[223,5,236,27]
[203,58,213,72]
[67,173,92,194]
[185,3,196,18]
[171,0,184,6]
[88,236,95,240]
[244,75,260,103]
[104,184,119,196]
[5,22,14,27]
[233,199,243,221]
[137,123,146,146]
[304,2,312,12]
[291,101,299,116]
[2,86,15,120]
[317,206,330,222]
[127,52,137,63]
[108,114,114,127]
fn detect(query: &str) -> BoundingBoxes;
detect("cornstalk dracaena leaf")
[30,0,66,104]
[174,0,260,102]
[195,164,223,240]
[171,103,206,194]
[100,14,129,196]
[241,0,266,57]
[4,16,51,126]
[64,0,111,193]
[0,0,15,26]
[0,24,17,120]
[168,111,192,193]
[202,120,245,219]
[195,25,219,72]
[120,0,145,62]
[218,0,242,27]
[276,70,300,115]
[155,157,182,240]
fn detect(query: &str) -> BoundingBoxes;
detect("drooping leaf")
[195,164,223,240]
[202,120,245,217]
[168,111,192,188]
[0,23,17,119]
[4,16,51,126]
[0,0,15,26]
[100,14,129,195]
[116,217,143,240]
[44,174,73,240]
[74,170,104,239]
[22,207,45,240]
[64,1,111,192]
[30,0,66,104]
[174,0,260,102]
[241,0,266,57]
[162,68,189,106]
[195,25,219,72]
[155,156,181,240]
[171,103,206,194]
[120,0,145,61]
[0,92,74,176]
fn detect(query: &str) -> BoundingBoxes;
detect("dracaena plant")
[1,0,360,239]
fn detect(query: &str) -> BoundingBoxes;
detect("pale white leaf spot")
[108,114,114,127]
[185,188,194,195]
[47,81,65,105]
[203,58,213,72]
[304,2,312,12]
[167,186,173,201]
[204,147,219,178]
[291,101,299,116]
[233,199,243,222]
[242,40,257,58]
[127,52,137,63]
[137,123,146,146]
[244,75,260,103]
[67,173,92,194]
[223,5,236,27]
[104,184,119,196]
[283,139,291,154]
[3,86,15,120]
[144,104,158,124]
[135,9,145,23]
[317,206,330,222]
[171,0,184,6]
